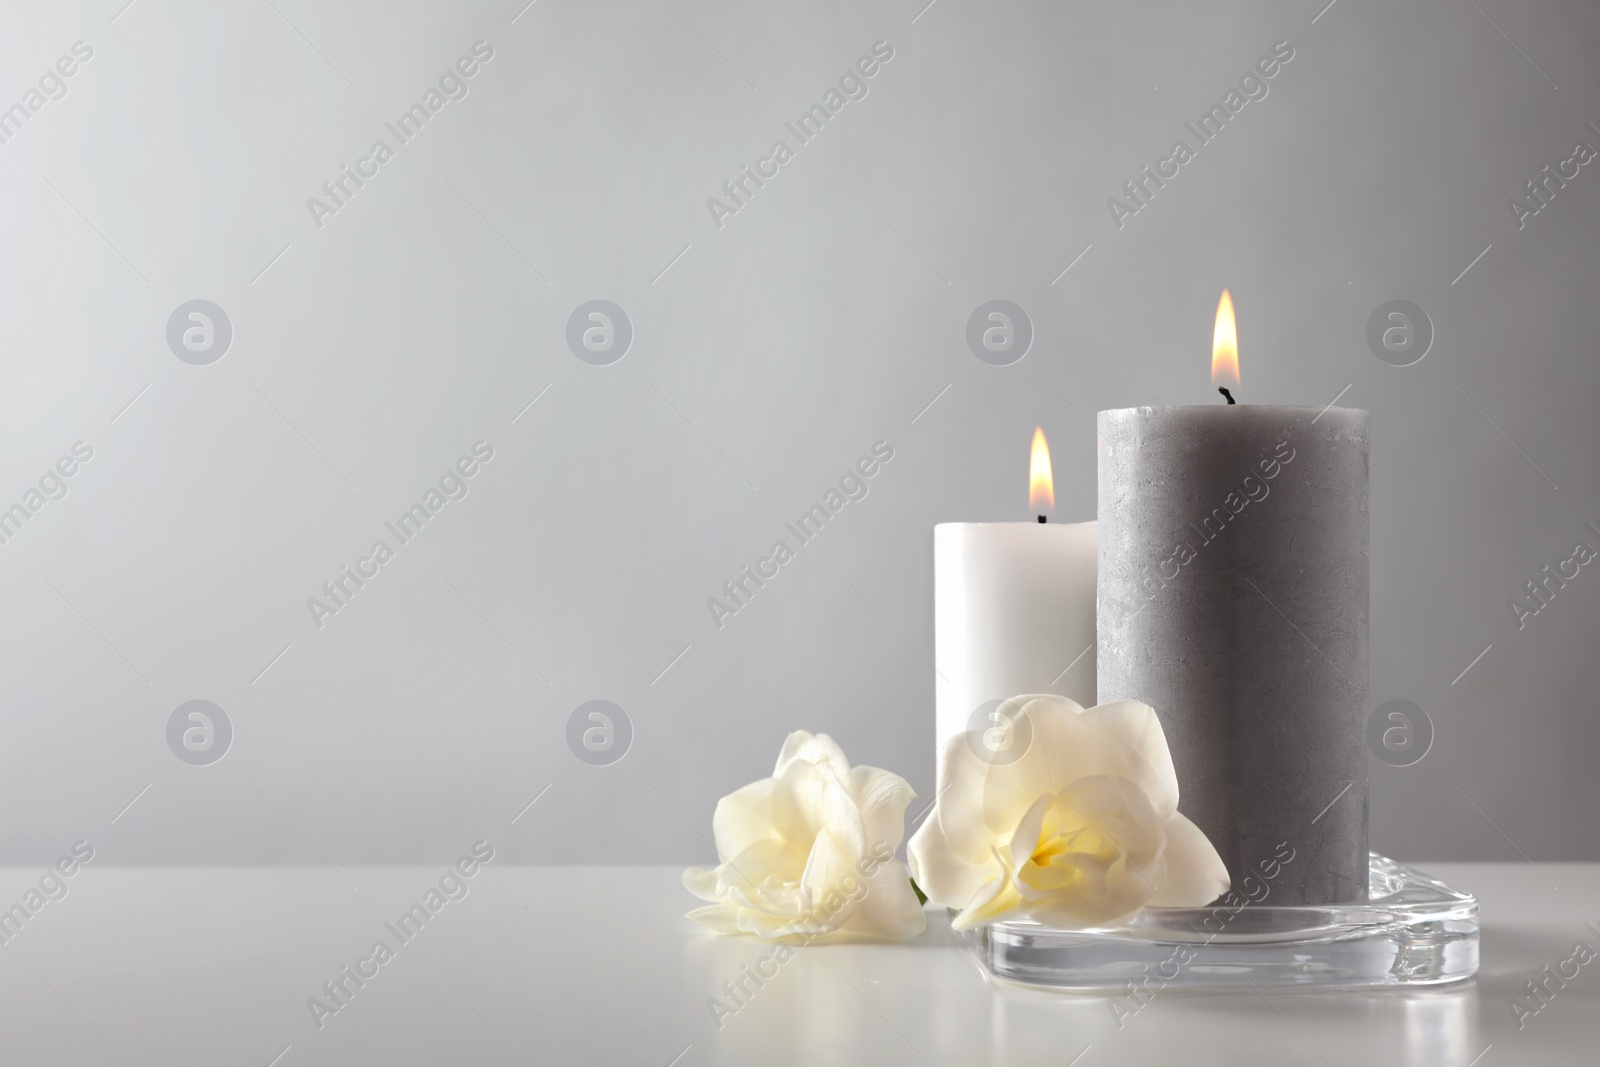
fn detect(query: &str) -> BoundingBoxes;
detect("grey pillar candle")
[1096,405,1369,905]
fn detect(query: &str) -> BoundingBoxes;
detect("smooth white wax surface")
[933,522,1097,757]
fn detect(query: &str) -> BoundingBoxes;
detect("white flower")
[683,731,927,943]
[908,694,1229,931]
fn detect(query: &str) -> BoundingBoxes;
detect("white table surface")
[0,863,1594,1066]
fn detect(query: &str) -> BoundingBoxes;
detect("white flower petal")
[682,866,720,902]
[736,904,807,939]
[1053,775,1166,868]
[912,696,1225,934]
[907,807,997,910]
[774,730,852,782]
[719,837,806,894]
[1076,700,1180,818]
[684,732,921,942]
[799,829,861,925]
[772,761,867,861]
[711,777,779,860]
[931,731,1009,864]
[848,765,915,854]
[950,856,1024,930]
[1005,794,1053,873]
[832,859,926,942]
[1146,811,1230,907]
[1008,696,1179,824]
[685,903,744,934]
[770,760,825,847]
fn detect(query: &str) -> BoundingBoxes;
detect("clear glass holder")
[958,853,1478,990]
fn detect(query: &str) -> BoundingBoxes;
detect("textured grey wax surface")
[1097,405,1369,906]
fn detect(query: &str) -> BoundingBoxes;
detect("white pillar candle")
[934,523,1098,757]
[934,429,1097,764]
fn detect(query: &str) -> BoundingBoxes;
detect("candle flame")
[1211,289,1240,390]
[1029,427,1054,515]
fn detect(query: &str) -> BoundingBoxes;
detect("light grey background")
[1,0,1596,868]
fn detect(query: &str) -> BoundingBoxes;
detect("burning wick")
[1029,427,1054,523]
[1211,290,1239,406]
